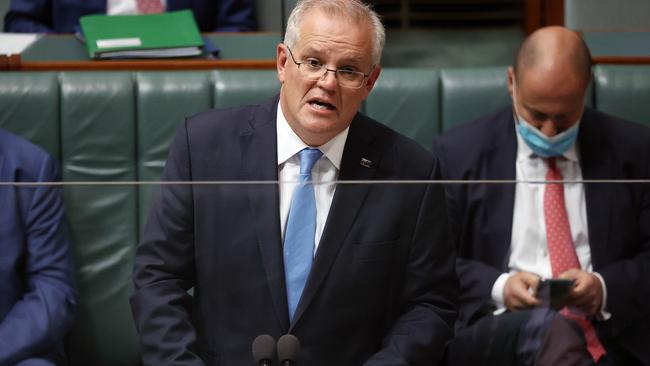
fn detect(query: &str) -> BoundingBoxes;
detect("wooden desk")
[583,31,650,64]
[5,33,280,71]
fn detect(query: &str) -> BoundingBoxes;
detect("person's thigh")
[533,314,593,366]
[446,308,591,366]
[14,358,56,366]
[446,310,533,366]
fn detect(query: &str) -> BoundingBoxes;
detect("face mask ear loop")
[512,77,523,124]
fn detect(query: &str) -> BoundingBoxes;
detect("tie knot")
[545,157,563,180]
[546,157,557,170]
[298,148,322,175]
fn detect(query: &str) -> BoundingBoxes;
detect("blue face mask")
[512,78,581,157]
[516,116,580,158]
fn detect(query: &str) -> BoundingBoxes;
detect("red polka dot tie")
[136,0,164,14]
[544,157,606,362]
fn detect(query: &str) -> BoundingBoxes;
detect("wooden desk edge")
[592,56,650,65]
[16,58,276,71]
[7,56,650,71]
[0,54,23,70]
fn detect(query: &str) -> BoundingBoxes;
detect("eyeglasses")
[285,45,373,89]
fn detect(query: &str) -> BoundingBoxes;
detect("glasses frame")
[285,45,373,89]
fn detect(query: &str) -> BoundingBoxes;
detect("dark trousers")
[445,309,643,366]
[445,308,591,366]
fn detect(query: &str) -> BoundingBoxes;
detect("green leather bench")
[0,65,648,366]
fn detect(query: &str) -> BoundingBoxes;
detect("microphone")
[252,334,276,366]
[277,334,300,366]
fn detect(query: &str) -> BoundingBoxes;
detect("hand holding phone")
[535,278,575,310]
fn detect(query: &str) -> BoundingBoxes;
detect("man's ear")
[364,65,382,93]
[507,66,515,97]
[277,44,288,83]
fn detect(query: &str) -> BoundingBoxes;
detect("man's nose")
[317,69,338,89]
[539,120,559,137]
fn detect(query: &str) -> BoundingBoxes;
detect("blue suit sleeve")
[212,0,256,32]
[3,0,55,33]
[0,154,77,364]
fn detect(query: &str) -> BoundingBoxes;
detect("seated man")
[4,0,256,33]
[0,128,77,365]
[434,26,649,365]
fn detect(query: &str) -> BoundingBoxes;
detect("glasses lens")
[289,45,366,88]
[297,67,364,88]
[337,71,364,88]
[300,64,324,79]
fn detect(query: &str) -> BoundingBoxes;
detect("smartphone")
[536,278,575,310]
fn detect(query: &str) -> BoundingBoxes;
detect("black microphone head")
[277,334,300,364]
[252,334,276,364]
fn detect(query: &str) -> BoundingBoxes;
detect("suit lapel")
[290,115,381,329]
[241,97,290,331]
[578,111,611,269]
[485,114,517,268]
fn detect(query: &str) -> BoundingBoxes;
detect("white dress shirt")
[107,0,167,15]
[491,120,609,318]
[276,102,348,254]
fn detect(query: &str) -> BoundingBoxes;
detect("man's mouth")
[309,98,336,111]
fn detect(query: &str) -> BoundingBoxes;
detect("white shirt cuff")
[491,273,511,315]
[592,272,611,320]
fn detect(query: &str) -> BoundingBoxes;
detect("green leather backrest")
[365,68,440,147]
[212,69,279,108]
[1,66,649,366]
[440,67,510,132]
[137,71,212,233]
[594,65,650,128]
[0,72,60,159]
[59,72,140,366]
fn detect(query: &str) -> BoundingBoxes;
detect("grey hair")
[283,0,386,65]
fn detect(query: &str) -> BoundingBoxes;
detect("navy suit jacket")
[0,129,77,365]
[433,107,650,363]
[130,96,458,366]
[4,0,256,33]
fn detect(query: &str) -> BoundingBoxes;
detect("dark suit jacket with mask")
[130,96,459,366]
[4,0,256,33]
[432,106,650,364]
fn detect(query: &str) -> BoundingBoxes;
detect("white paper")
[96,37,142,49]
[0,33,43,55]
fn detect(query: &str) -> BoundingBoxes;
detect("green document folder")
[79,10,203,59]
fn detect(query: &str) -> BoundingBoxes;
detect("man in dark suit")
[4,0,255,33]
[0,128,77,365]
[433,26,650,366]
[130,1,458,365]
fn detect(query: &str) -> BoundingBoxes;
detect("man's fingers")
[510,291,538,310]
[515,284,540,306]
[504,272,541,310]
[562,272,603,316]
[558,268,580,280]
[520,272,542,288]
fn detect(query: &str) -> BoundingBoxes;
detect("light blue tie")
[284,147,322,320]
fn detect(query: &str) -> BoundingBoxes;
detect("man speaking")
[130,1,458,365]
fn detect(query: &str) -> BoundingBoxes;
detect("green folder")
[79,10,203,59]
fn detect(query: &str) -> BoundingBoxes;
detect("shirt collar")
[276,101,348,170]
